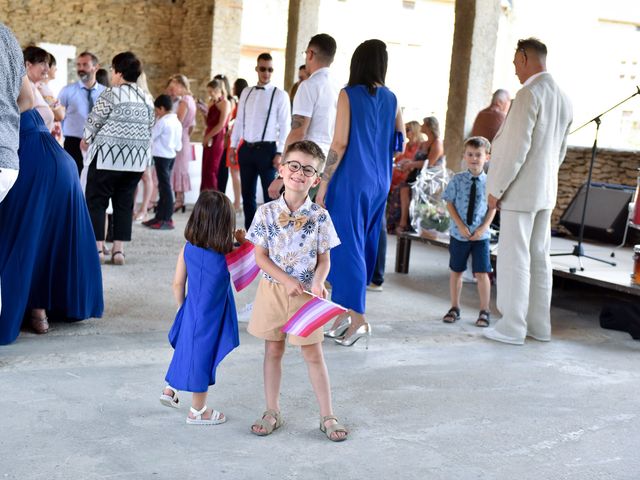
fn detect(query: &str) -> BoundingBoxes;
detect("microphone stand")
[551,86,640,272]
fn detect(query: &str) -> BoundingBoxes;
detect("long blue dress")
[326,85,397,314]
[0,110,104,345]
[165,242,239,393]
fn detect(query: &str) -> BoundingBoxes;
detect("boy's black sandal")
[475,310,490,327]
[443,307,461,323]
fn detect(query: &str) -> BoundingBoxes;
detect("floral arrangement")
[410,164,452,234]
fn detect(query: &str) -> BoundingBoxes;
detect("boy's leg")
[448,237,469,310]
[449,271,463,308]
[471,239,492,312]
[301,343,347,441]
[475,273,491,311]
[252,339,286,434]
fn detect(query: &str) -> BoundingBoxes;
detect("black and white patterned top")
[248,195,340,288]
[0,22,26,171]
[83,83,155,172]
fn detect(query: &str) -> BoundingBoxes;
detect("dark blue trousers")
[371,216,387,285]
[238,142,277,230]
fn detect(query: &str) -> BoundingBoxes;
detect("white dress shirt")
[152,112,183,158]
[231,83,291,153]
[291,67,340,157]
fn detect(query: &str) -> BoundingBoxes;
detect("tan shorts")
[248,279,324,346]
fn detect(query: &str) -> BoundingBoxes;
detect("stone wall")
[554,146,639,241]
[0,0,223,99]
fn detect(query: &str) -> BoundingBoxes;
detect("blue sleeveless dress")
[325,85,397,314]
[165,242,239,392]
[0,109,104,345]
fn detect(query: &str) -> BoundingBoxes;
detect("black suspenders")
[242,86,278,143]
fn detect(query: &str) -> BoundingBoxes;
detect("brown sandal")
[251,409,284,436]
[111,251,125,266]
[320,415,348,442]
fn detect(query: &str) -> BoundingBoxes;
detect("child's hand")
[234,229,247,244]
[469,225,487,241]
[458,224,472,239]
[283,277,304,297]
[310,282,328,299]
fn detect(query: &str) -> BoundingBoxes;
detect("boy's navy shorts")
[449,237,491,273]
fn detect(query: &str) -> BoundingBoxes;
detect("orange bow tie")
[277,211,308,231]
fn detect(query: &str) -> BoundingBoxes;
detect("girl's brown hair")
[184,191,235,254]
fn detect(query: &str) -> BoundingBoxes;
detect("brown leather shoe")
[31,315,49,334]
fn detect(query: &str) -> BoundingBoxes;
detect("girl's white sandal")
[186,405,226,425]
[159,385,180,409]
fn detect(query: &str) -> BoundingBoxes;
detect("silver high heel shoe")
[324,316,351,339]
[334,323,371,349]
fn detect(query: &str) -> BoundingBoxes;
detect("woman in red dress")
[199,79,230,191]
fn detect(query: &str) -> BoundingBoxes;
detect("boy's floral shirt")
[248,194,340,288]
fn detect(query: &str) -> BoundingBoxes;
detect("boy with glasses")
[246,140,348,442]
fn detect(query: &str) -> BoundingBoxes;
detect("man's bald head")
[491,89,510,113]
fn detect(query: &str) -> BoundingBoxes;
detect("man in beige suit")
[484,38,572,345]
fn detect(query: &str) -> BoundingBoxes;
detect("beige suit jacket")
[486,72,572,212]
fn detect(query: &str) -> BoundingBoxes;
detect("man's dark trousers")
[64,136,84,176]
[238,141,277,230]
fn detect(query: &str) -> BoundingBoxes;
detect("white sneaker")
[366,283,383,292]
[237,302,253,320]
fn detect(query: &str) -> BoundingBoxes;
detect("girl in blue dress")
[316,39,404,347]
[159,190,240,425]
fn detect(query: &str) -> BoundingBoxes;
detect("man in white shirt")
[267,33,340,200]
[484,38,572,345]
[230,52,291,229]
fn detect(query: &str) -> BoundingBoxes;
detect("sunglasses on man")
[258,67,274,73]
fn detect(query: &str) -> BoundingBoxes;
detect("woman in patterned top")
[83,51,155,265]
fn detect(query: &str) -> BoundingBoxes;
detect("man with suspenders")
[230,52,291,229]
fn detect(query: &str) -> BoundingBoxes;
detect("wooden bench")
[394,231,497,274]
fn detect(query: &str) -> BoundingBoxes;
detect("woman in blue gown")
[316,39,404,347]
[0,109,103,345]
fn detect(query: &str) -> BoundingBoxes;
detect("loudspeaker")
[560,182,634,244]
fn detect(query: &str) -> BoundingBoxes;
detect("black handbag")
[599,301,640,340]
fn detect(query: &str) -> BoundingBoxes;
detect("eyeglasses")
[284,161,318,177]
[258,67,274,73]
[302,49,316,57]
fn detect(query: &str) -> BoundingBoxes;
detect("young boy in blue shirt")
[442,136,496,327]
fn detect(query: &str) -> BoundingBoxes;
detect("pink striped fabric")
[281,296,348,337]
[225,242,260,292]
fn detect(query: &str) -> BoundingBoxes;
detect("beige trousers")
[495,209,553,341]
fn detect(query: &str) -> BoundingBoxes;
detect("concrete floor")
[1,210,639,480]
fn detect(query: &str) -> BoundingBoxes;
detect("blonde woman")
[395,115,444,233]
[168,74,196,212]
[386,120,425,232]
[133,71,156,221]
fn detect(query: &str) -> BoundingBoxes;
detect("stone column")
[284,0,321,93]
[443,0,501,171]
[211,0,244,84]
